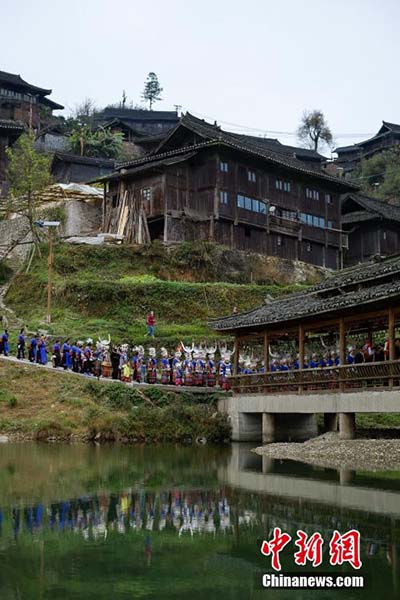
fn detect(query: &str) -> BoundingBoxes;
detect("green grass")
[5,241,312,347]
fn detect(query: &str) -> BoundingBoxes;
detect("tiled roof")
[209,253,400,331]
[342,193,400,224]
[113,113,356,190]
[52,152,116,167]
[95,108,179,122]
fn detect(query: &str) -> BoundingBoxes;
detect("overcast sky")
[2,0,399,152]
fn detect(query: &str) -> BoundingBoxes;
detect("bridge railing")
[229,361,400,394]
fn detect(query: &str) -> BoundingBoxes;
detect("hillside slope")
[5,241,326,346]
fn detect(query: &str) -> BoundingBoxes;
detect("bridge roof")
[209,254,400,333]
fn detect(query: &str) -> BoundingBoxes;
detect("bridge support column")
[339,468,355,485]
[262,413,275,444]
[339,412,355,439]
[324,413,338,432]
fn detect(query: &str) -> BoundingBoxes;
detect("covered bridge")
[209,255,400,442]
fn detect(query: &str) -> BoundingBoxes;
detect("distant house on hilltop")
[341,192,400,265]
[0,69,63,195]
[97,113,355,269]
[335,121,400,175]
[93,107,179,158]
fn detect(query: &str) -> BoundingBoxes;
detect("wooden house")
[341,192,400,265]
[0,70,63,194]
[99,113,356,269]
[335,121,400,175]
[51,152,116,184]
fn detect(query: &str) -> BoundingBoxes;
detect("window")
[244,227,251,238]
[306,187,319,200]
[383,231,387,240]
[220,161,229,172]
[325,193,333,205]
[277,235,283,246]
[244,196,252,211]
[328,220,333,229]
[281,209,297,221]
[112,194,119,208]
[237,194,245,209]
[142,187,151,202]
[299,211,326,229]
[220,190,228,205]
[307,243,312,252]
[237,194,267,214]
[248,170,256,182]
[276,179,291,192]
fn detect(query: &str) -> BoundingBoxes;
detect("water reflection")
[0,443,399,599]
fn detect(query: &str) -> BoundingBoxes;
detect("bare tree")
[297,109,333,152]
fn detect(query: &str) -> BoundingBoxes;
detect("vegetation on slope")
[0,361,230,443]
[5,241,318,346]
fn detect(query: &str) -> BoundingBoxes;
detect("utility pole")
[47,228,54,323]
[34,220,60,324]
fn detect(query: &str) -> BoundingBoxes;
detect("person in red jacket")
[146,311,155,338]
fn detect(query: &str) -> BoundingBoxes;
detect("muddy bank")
[254,435,400,471]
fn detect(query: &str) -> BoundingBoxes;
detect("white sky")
[2,0,399,153]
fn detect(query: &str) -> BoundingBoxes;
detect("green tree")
[350,148,400,202]
[297,109,333,152]
[69,125,123,159]
[5,133,52,251]
[142,72,163,110]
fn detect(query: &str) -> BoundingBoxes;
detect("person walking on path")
[145,311,156,338]
[17,328,25,360]
[0,329,9,356]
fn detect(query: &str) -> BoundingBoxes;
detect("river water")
[0,442,399,599]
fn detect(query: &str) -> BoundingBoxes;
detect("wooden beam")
[263,331,269,372]
[233,336,240,376]
[339,317,346,369]
[298,323,305,393]
[389,306,396,361]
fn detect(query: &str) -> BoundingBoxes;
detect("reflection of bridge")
[210,256,400,442]
[219,444,400,518]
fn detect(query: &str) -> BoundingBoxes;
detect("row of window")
[220,162,333,203]
[236,194,267,214]
[299,212,333,229]
[275,179,291,192]
[0,88,37,103]
[276,235,313,252]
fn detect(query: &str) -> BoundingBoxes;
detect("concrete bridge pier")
[339,413,356,440]
[324,413,338,432]
[262,413,275,444]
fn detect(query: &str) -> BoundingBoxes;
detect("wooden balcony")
[230,361,400,395]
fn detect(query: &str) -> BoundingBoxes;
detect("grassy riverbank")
[0,361,230,444]
[4,241,321,346]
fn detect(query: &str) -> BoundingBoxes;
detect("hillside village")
[2,68,400,271]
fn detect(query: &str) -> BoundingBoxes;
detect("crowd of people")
[1,326,399,388]
[0,328,234,389]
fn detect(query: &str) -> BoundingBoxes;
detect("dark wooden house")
[51,152,115,184]
[99,113,356,269]
[335,121,400,174]
[93,108,179,159]
[341,192,400,265]
[0,70,63,195]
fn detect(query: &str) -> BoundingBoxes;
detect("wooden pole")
[339,317,345,391]
[389,307,395,361]
[233,336,240,376]
[389,307,395,388]
[263,330,269,373]
[298,324,304,393]
[46,230,53,324]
